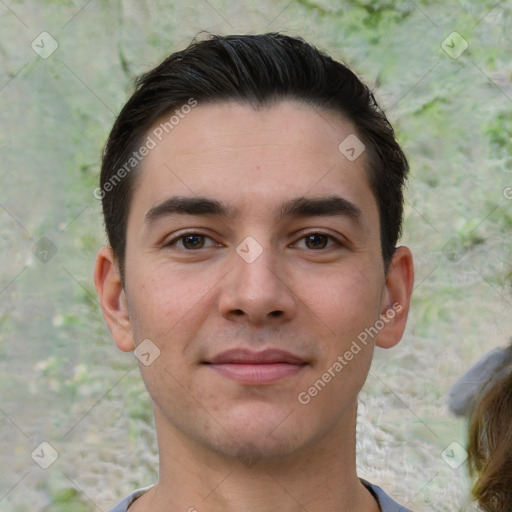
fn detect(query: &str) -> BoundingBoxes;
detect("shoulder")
[107,485,154,512]
[361,479,413,512]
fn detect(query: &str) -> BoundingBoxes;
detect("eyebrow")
[144,195,362,225]
[278,196,362,223]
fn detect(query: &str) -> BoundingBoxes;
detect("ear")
[93,246,135,352]
[376,246,414,349]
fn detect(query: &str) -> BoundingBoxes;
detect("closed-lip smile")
[204,348,309,385]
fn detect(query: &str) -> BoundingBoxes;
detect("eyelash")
[163,231,343,251]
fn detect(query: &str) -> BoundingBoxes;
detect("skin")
[94,100,414,512]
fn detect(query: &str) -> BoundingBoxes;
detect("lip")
[204,349,309,385]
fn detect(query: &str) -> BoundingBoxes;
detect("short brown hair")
[468,366,512,511]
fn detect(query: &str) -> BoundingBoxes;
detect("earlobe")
[93,246,135,352]
[376,246,414,349]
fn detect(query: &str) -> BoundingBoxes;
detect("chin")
[206,402,308,460]
[213,432,302,465]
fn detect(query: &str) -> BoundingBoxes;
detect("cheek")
[295,340,374,441]
[308,263,383,341]
[127,262,214,342]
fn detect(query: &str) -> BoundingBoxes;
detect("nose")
[218,240,297,326]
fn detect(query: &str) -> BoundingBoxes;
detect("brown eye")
[163,232,221,251]
[181,234,205,249]
[304,233,329,249]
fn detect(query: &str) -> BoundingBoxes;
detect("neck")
[132,404,379,512]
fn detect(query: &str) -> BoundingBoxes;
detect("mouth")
[204,348,309,385]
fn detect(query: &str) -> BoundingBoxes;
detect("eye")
[164,233,218,250]
[295,233,341,250]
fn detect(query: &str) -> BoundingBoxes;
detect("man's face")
[119,100,392,459]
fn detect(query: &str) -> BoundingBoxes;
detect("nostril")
[234,309,244,316]
[270,310,283,317]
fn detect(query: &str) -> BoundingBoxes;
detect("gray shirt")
[107,480,412,511]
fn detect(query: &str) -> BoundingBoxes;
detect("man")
[94,33,414,512]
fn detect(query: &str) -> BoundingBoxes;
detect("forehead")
[129,100,378,229]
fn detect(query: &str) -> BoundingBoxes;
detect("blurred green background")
[0,1,511,510]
